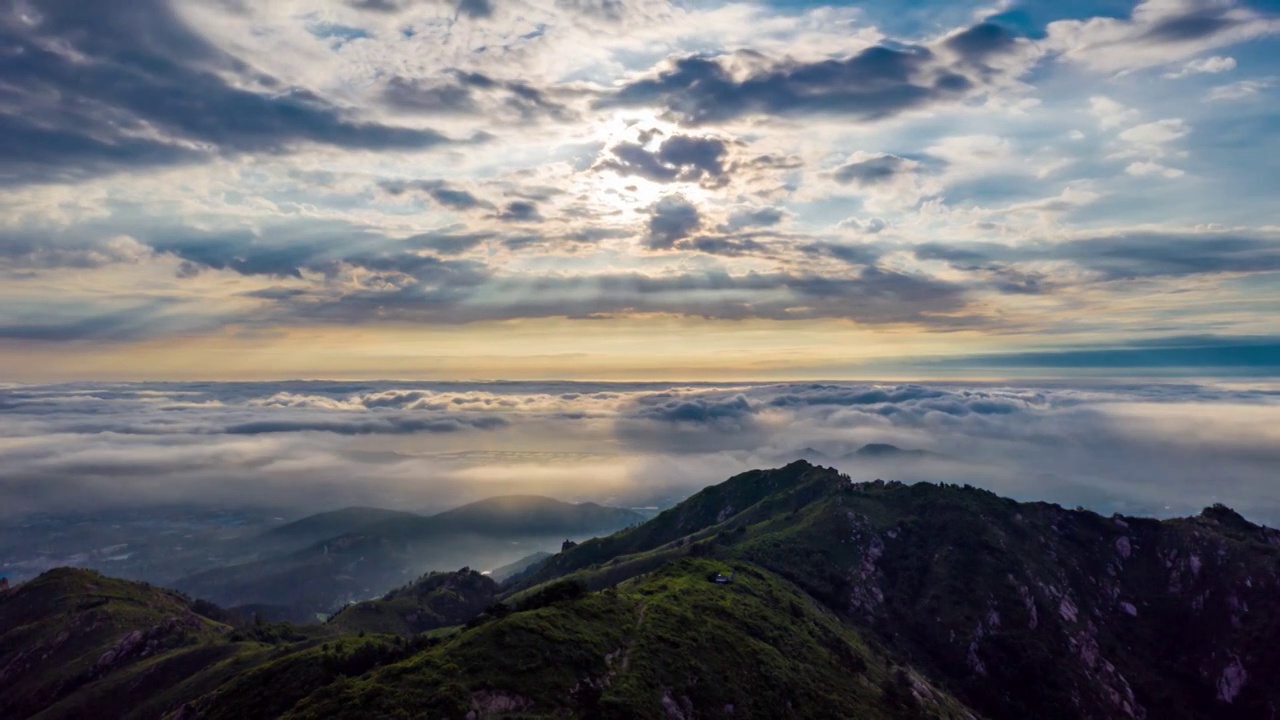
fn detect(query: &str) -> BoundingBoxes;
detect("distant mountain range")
[3,461,1278,719]
[798,443,933,464]
[173,495,644,618]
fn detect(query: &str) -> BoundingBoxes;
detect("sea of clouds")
[1,380,1278,524]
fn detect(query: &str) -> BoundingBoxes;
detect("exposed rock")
[1217,657,1248,703]
[661,689,693,720]
[1115,536,1132,559]
[469,690,532,717]
[1059,596,1079,624]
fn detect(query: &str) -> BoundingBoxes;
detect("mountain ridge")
[3,462,1278,719]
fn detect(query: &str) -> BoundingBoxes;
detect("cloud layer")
[2,380,1278,526]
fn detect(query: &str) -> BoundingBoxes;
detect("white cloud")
[1047,0,1280,74]
[1126,161,1186,179]
[1163,55,1237,79]
[1118,118,1191,146]
[3,381,1279,525]
[1090,96,1140,130]
[1207,79,1274,101]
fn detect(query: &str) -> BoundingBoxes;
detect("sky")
[0,0,1277,381]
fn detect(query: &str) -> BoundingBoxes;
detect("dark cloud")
[832,154,915,186]
[404,231,494,255]
[379,179,494,210]
[346,0,402,10]
[222,414,507,435]
[496,201,544,223]
[0,0,453,185]
[800,242,881,267]
[915,232,1280,284]
[645,195,702,249]
[680,236,771,257]
[598,27,1026,125]
[946,22,1019,63]
[598,133,730,186]
[1143,9,1243,43]
[383,71,571,122]
[719,207,787,232]
[346,0,492,18]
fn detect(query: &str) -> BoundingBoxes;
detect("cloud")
[1163,55,1237,78]
[1089,96,1141,130]
[832,153,919,186]
[0,0,455,185]
[4,380,1279,526]
[599,22,1035,125]
[1046,0,1280,74]
[1118,118,1191,146]
[381,71,572,122]
[346,0,493,18]
[1125,161,1185,179]
[597,133,730,187]
[1207,79,1273,101]
[915,230,1280,282]
[719,206,788,232]
[645,195,702,249]
[222,414,507,435]
[837,217,889,235]
[496,201,545,223]
[379,180,495,210]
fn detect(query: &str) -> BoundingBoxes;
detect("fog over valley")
[2,380,1277,527]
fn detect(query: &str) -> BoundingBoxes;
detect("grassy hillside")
[4,463,1279,719]
[278,558,974,720]
[509,462,1280,720]
[327,569,499,637]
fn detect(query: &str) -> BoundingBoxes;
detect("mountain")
[173,496,644,617]
[326,568,499,637]
[794,444,930,464]
[849,442,930,459]
[511,461,1280,719]
[262,506,425,549]
[4,462,1279,719]
[487,551,553,584]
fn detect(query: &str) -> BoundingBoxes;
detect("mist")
[0,380,1276,525]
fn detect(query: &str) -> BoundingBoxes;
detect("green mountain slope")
[511,461,1280,719]
[284,558,974,720]
[326,569,499,637]
[4,462,1279,719]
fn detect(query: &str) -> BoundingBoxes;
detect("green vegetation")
[327,569,498,637]
[4,462,1279,719]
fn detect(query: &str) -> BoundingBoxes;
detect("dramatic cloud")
[915,231,1280,283]
[0,0,456,184]
[601,22,1036,125]
[0,0,1276,381]
[645,195,703,249]
[597,133,730,186]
